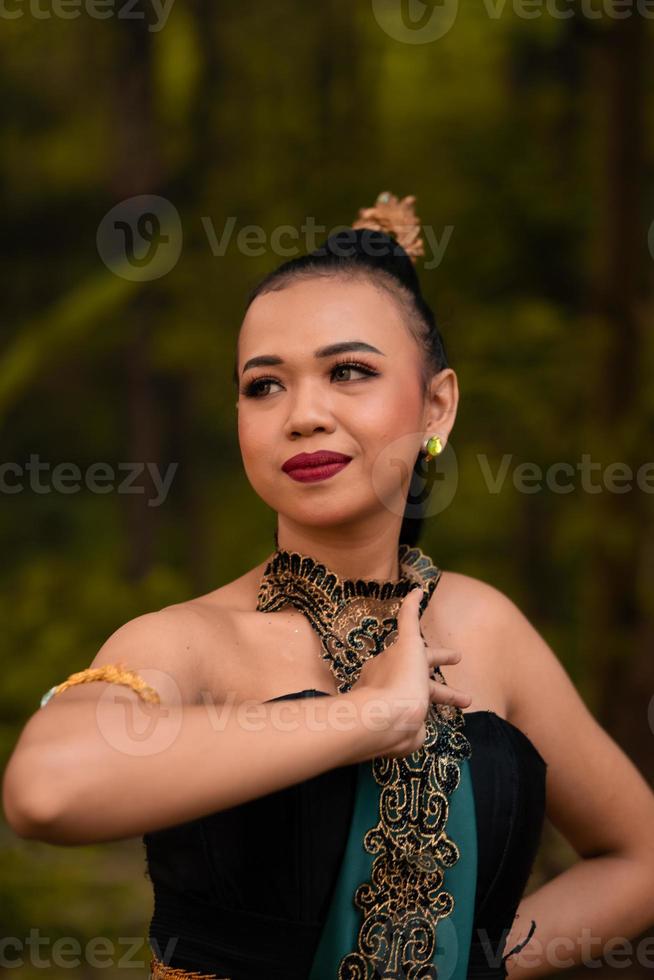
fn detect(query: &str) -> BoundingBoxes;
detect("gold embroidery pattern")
[256,544,472,978]
[256,545,442,694]
[340,705,471,978]
[149,954,229,980]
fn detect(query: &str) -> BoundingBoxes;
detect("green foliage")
[2,0,652,970]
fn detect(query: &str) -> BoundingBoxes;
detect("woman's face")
[235,276,455,536]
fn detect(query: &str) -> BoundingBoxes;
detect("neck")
[273,525,405,584]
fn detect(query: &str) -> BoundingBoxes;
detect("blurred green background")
[1,1,653,977]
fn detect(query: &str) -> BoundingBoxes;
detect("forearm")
[3,688,384,845]
[503,852,654,978]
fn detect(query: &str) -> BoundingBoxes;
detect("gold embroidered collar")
[255,542,442,694]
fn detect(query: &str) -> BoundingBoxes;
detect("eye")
[330,359,377,382]
[240,377,281,399]
[239,359,379,399]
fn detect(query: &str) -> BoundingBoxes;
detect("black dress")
[143,689,547,980]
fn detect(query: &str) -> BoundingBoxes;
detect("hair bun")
[352,191,425,265]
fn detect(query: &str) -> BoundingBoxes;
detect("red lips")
[282,451,352,473]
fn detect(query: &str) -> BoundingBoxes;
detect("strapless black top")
[143,689,548,980]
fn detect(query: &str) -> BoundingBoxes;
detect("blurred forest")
[1,1,653,977]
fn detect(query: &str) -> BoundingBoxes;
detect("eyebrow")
[241,341,385,376]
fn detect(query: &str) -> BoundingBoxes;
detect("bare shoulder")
[79,561,268,702]
[433,568,557,726]
[431,568,518,628]
[428,569,521,663]
[83,603,218,704]
[438,570,654,861]
[48,597,238,709]
[427,569,521,706]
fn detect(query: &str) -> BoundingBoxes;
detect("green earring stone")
[425,436,441,457]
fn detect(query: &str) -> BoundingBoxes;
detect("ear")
[423,368,458,440]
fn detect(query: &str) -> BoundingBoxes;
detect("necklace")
[256,542,446,696]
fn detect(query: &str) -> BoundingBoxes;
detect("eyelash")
[239,358,379,398]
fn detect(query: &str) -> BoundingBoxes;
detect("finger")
[430,679,472,707]
[426,646,462,667]
[398,586,423,632]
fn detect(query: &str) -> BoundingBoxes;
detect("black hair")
[234,227,449,549]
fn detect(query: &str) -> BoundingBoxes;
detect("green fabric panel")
[309,760,377,977]
[433,756,478,980]
[309,755,478,979]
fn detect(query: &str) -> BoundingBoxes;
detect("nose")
[284,379,336,440]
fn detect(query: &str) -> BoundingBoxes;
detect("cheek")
[238,409,285,495]
[354,386,424,490]
[237,407,270,456]
[357,383,421,440]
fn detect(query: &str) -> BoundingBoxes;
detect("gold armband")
[150,954,228,979]
[39,663,161,708]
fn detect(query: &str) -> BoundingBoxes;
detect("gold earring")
[423,435,443,462]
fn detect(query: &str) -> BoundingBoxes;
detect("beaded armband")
[39,663,161,708]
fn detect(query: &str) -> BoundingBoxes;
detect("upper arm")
[490,587,654,862]
[3,605,214,826]
[37,605,210,713]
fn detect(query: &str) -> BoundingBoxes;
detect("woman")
[4,192,654,980]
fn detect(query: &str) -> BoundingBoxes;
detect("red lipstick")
[282,451,352,483]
